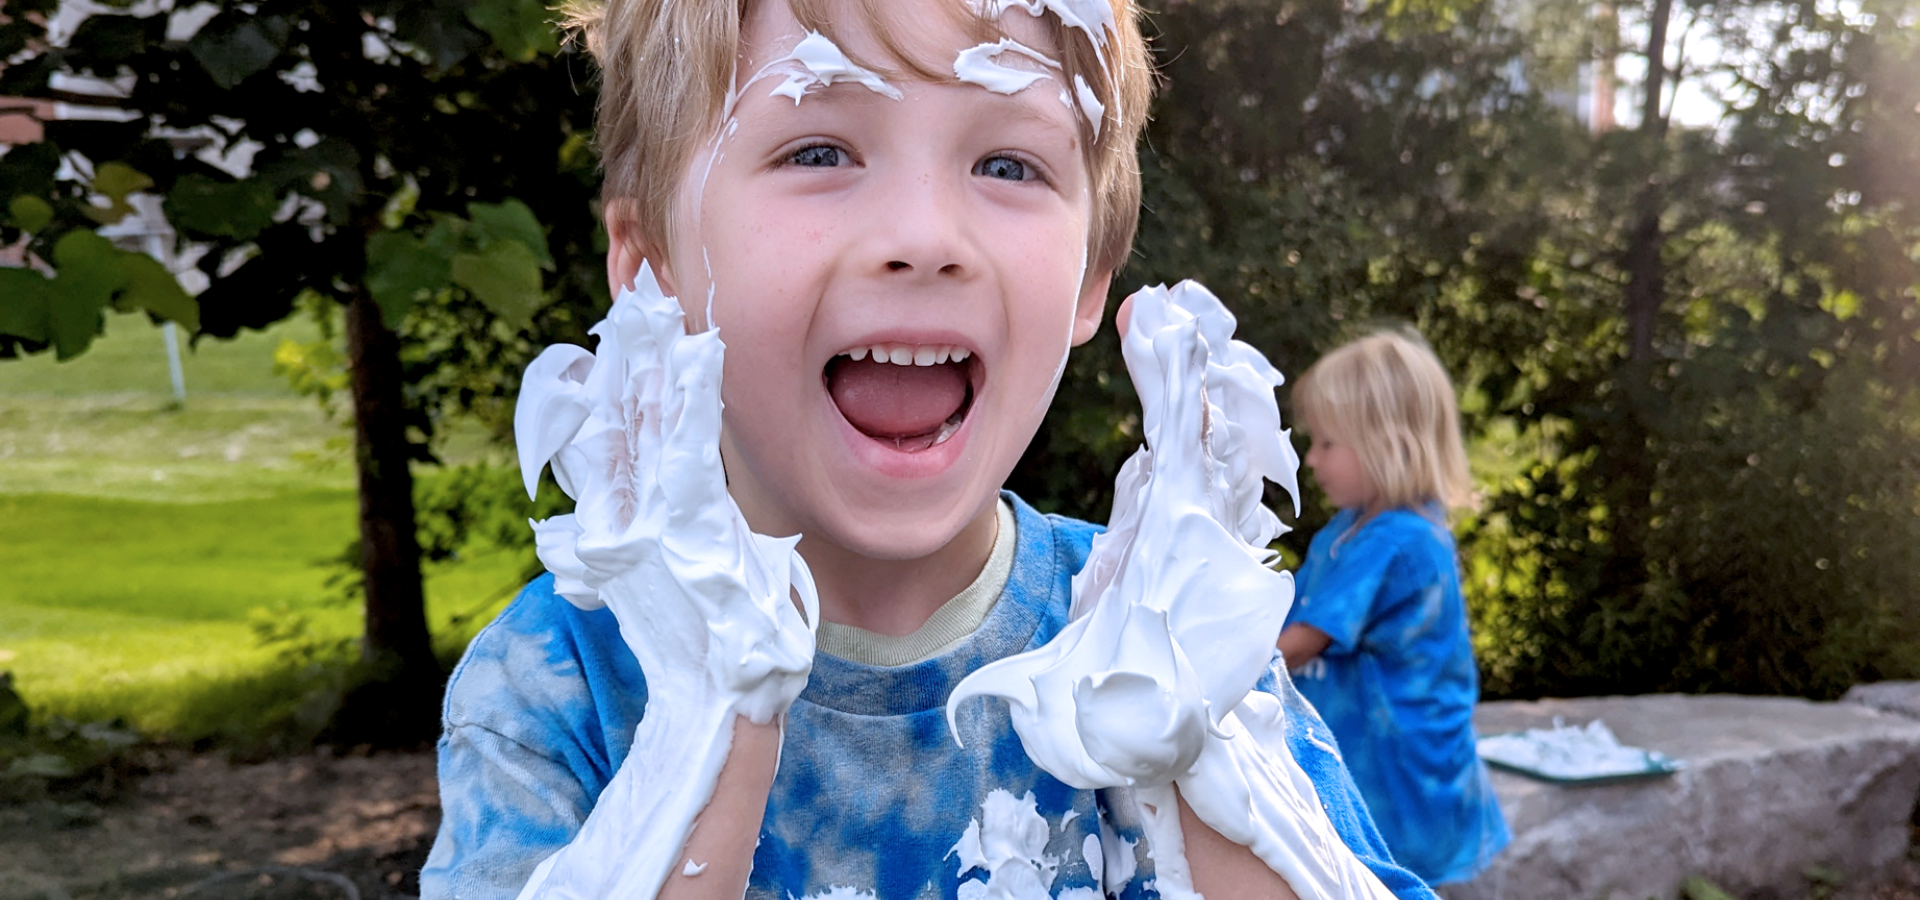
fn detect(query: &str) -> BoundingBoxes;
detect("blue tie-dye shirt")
[1284,505,1510,885]
[423,493,1435,900]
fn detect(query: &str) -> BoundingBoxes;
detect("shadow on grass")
[2,630,470,801]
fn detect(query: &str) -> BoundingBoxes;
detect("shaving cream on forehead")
[763,31,904,104]
[971,0,1119,138]
[708,30,897,204]
[974,0,1115,47]
[952,38,1060,95]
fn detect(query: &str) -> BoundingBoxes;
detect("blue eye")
[790,145,843,167]
[975,155,1029,181]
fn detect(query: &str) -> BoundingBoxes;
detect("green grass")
[0,311,524,741]
[0,396,354,502]
[1,310,354,502]
[0,492,358,621]
[0,313,315,396]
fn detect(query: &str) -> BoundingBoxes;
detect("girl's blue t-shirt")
[1284,505,1510,885]
[422,493,1436,900]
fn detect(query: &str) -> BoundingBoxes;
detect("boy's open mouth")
[825,343,977,452]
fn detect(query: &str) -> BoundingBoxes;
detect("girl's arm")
[1276,623,1332,670]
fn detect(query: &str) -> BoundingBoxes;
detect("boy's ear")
[1070,268,1115,347]
[604,203,679,298]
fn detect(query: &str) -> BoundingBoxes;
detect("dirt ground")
[2,747,1917,900]
[1,749,438,900]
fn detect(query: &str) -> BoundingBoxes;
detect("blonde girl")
[1275,328,1511,885]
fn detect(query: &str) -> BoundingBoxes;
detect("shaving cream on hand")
[947,281,1395,899]
[508,262,820,900]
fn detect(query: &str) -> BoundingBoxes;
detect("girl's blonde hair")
[1293,329,1474,513]
[562,0,1154,277]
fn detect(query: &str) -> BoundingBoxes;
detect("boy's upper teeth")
[845,343,971,366]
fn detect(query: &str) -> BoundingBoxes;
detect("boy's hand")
[515,259,818,722]
[949,281,1395,899]
[949,280,1296,787]
[508,262,818,900]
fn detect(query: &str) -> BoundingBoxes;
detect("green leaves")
[260,140,362,226]
[7,196,52,233]
[83,162,153,226]
[91,163,152,201]
[188,14,292,89]
[394,2,490,71]
[166,174,278,241]
[118,253,200,332]
[0,231,197,359]
[46,232,127,358]
[453,200,555,327]
[0,269,52,346]
[464,0,560,63]
[365,230,452,327]
[466,200,556,270]
[451,241,544,327]
[364,199,554,328]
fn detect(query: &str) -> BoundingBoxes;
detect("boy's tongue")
[828,358,968,439]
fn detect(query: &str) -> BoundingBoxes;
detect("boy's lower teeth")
[884,415,964,452]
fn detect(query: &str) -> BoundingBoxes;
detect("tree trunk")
[1624,0,1674,367]
[338,284,441,744]
[1595,0,1676,688]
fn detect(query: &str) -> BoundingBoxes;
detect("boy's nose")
[885,259,960,276]
[870,174,978,282]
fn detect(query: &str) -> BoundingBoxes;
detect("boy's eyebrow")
[994,93,1082,145]
[742,77,1082,145]
[744,77,895,109]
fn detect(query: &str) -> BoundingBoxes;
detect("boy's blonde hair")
[1293,329,1474,513]
[563,0,1153,278]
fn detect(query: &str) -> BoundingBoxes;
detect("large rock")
[1443,694,1920,900]
[1844,680,1920,721]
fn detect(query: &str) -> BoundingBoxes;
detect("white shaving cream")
[949,790,1061,899]
[1131,784,1198,899]
[509,264,820,900]
[765,31,903,104]
[1072,74,1105,139]
[973,0,1118,135]
[947,281,1392,897]
[953,38,1060,95]
[976,0,1114,50]
[1098,811,1137,893]
[954,39,1106,138]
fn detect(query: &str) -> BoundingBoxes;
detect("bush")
[1463,354,1920,701]
[1649,360,1920,698]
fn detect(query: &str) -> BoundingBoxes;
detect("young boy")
[421,0,1439,897]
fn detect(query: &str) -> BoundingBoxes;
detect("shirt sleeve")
[421,722,594,900]
[1289,528,1396,656]
[420,579,635,900]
